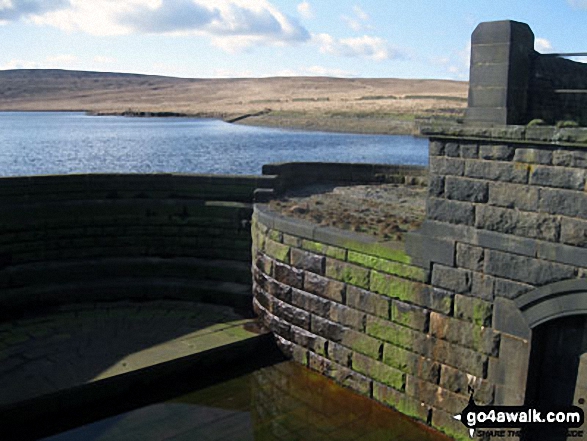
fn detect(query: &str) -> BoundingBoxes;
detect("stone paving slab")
[0,301,262,407]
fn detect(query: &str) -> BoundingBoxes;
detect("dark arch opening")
[523,314,587,441]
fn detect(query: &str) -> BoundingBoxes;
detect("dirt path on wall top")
[268,183,427,241]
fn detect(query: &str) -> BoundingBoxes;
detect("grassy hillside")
[0,69,468,134]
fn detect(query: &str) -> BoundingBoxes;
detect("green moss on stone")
[342,330,381,358]
[301,239,346,260]
[348,251,427,282]
[370,271,420,303]
[325,260,370,289]
[342,240,411,264]
[353,355,405,390]
[264,239,290,263]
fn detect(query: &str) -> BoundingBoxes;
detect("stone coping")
[421,124,587,146]
[254,204,409,263]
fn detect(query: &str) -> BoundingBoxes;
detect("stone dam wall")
[0,164,416,321]
[0,173,272,320]
[253,126,587,441]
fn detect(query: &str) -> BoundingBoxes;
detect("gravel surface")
[269,183,427,241]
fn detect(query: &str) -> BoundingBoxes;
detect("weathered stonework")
[254,126,587,441]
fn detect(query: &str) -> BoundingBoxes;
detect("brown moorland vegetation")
[0,69,468,134]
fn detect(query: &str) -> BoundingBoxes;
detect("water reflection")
[44,361,450,441]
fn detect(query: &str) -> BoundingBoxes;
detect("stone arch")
[492,279,587,410]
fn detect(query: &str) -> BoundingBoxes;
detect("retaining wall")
[253,126,587,441]
[0,173,273,319]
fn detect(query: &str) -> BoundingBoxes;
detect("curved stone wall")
[0,173,274,319]
[251,205,484,441]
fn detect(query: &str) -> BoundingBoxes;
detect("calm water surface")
[0,112,428,176]
[44,361,450,441]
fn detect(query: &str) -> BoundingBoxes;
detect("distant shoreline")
[0,108,455,136]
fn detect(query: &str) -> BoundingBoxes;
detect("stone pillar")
[465,20,535,125]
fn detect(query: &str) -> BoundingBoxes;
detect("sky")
[0,0,586,81]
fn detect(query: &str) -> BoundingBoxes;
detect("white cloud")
[313,33,403,61]
[568,0,587,8]
[297,1,313,19]
[0,0,69,21]
[352,5,369,21]
[341,4,372,32]
[27,0,310,52]
[535,37,553,52]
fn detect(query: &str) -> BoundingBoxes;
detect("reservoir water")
[0,112,428,176]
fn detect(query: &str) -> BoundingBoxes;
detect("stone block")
[406,375,468,415]
[427,198,475,226]
[488,182,539,211]
[290,248,325,274]
[383,344,440,384]
[428,175,445,198]
[291,288,332,317]
[392,300,430,332]
[475,205,559,242]
[303,272,345,303]
[346,285,390,319]
[326,362,372,396]
[428,288,455,315]
[254,251,274,276]
[460,143,479,159]
[454,294,493,327]
[310,315,345,342]
[340,328,382,359]
[444,142,460,157]
[325,259,370,289]
[552,149,587,168]
[273,262,304,289]
[274,298,311,329]
[529,165,585,190]
[561,217,587,247]
[484,249,575,285]
[431,265,471,294]
[366,316,431,356]
[430,312,500,356]
[429,140,445,156]
[538,187,587,219]
[369,271,427,304]
[328,342,352,367]
[471,272,495,301]
[513,147,552,165]
[347,251,428,282]
[456,243,484,271]
[493,277,533,300]
[479,144,515,161]
[464,160,529,183]
[300,239,346,260]
[430,337,489,378]
[282,233,302,247]
[265,277,292,303]
[264,239,290,263]
[353,352,406,390]
[429,157,465,176]
[290,325,327,355]
[445,177,488,203]
[373,382,430,422]
[328,303,366,331]
[439,364,494,404]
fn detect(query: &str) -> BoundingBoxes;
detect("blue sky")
[1,0,586,80]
